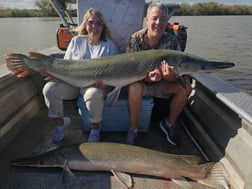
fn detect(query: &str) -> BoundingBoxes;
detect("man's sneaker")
[88,129,100,142]
[52,117,71,143]
[125,129,138,145]
[159,119,178,146]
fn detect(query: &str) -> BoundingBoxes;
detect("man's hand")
[160,60,178,81]
[144,60,179,83]
[147,67,162,82]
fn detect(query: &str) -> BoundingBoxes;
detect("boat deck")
[0,100,215,189]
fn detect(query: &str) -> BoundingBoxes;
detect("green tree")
[204,2,223,15]
[35,0,57,16]
[176,2,252,16]
[176,3,192,16]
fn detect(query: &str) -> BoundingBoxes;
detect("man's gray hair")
[146,1,168,17]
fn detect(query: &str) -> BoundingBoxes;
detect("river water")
[0,16,251,96]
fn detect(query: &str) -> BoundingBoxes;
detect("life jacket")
[56,25,75,51]
[166,23,187,52]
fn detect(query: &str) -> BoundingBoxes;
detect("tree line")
[0,1,252,18]
[176,2,252,15]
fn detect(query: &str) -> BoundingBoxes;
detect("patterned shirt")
[127,28,181,52]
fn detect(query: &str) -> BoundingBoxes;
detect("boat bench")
[76,88,153,132]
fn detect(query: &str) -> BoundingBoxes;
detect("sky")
[0,0,252,9]
[161,0,252,5]
[0,0,36,9]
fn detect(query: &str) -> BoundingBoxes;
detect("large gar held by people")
[5,49,235,105]
[6,49,234,87]
[11,142,230,189]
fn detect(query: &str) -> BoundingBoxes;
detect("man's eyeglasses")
[86,20,103,27]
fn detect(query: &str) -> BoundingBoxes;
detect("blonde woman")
[42,8,118,143]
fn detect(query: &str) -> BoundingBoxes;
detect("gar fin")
[181,155,202,165]
[61,165,78,184]
[171,177,192,189]
[111,169,133,189]
[5,53,32,78]
[61,161,87,188]
[197,162,230,189]
[105,87,121,107]
[28,52,51,60]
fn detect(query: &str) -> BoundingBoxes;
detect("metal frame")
[49,0,77,29]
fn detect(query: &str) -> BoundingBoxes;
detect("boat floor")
[0,102,215,189]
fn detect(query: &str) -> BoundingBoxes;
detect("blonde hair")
[75,8,112,41]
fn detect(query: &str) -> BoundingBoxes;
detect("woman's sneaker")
[159,119,178,146]
[88,129,100,142]
[52,117,71,143]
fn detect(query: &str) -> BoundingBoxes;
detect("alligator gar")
[6,50,235,105]
[6,49,234,88]
[11,142,230,189]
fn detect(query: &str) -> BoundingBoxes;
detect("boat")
[0,0,252,188]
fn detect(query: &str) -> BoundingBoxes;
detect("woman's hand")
[39,67,50,77]
[39,67,53,81]
[95,80,107,90]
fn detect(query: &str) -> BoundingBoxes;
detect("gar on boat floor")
[0,90,212,189]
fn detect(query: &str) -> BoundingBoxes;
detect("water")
[0,16,251,96]
[0,17,61,58]
[170,16,252,96]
